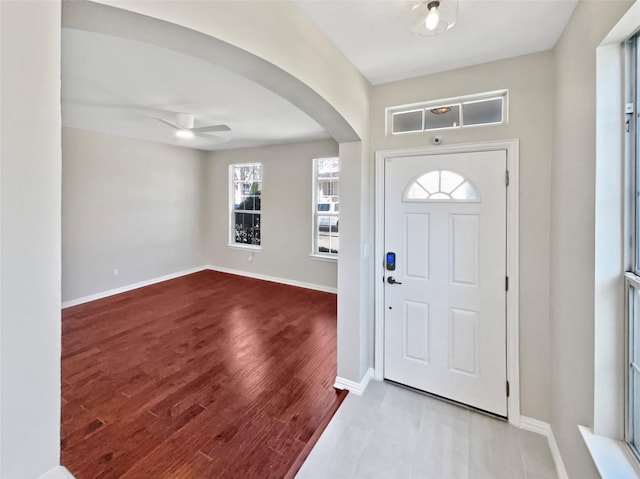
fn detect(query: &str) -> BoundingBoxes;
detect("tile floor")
[296,380,558,479]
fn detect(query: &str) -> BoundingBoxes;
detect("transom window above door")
[387,90,508,135]
[403,169,479,202]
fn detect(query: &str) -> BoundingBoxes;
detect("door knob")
[387,276,402,285]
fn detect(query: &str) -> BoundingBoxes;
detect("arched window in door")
[403,170,479,202]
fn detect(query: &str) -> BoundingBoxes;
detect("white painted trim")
[334,368,373,396]
[519,415,552,436]
[206,265,337,294]
[580,425,640,479]
[520,416,569,479]
[373,139,521,425]
[309,253,338,263]
[38,466,76,479]
[61,266,209,309]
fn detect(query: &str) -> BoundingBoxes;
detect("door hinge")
[505,170,510,187]
[506,381,510,397]
[505,276,509,291]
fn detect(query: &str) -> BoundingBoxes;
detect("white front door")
[383,150,507,416]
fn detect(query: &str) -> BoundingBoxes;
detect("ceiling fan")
[153,112,231,140]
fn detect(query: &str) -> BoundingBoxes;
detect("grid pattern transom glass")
[404,170,479,202]
[231,163,262,246]
[388,90,507,135]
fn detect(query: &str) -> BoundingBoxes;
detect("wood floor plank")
[62,270,343,478]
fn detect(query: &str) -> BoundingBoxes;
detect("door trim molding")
[373,139,520,425]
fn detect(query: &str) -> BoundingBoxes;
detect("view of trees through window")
[231,163,262,246]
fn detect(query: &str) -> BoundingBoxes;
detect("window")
[626,33,640,460]
[388,90,507,135]
[404,170,479,202]
[313,157,339,258]
[230,163,262,247]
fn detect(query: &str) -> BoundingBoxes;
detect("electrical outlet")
[113,268,119,276]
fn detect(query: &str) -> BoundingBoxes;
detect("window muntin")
[404,170,479,202]
[313,157,339,258]
[387,90,507,135]
[230,163,262,247]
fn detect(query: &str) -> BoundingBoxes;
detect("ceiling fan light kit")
[175,129,194,139]
[153,113,231,142]
[411,0,458,37]
[175,112,195,130]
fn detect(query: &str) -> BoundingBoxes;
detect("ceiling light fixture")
[425,1,440,31]
[430,106,452,115]
[175,129,194,139]
[411,0,457,37]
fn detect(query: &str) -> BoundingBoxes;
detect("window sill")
[310,254,338,263]
[579,426,640,479]
[227,244,262,252]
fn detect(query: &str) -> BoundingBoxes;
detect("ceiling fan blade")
[191,124,231,133]
[153,117,180,130]
[194,132,231,142]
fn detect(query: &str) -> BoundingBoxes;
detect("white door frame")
[374,139,520,426]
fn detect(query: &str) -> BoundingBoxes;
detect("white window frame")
[311,157,339,260]
[626,32,640,463]
[386,89,508,136]
[229,163,262,250]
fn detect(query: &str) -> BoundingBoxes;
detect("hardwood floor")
[61,270,345,479]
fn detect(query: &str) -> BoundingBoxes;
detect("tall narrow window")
[230,163,262,247]
[313,157,339,258]
[626,33,640,460]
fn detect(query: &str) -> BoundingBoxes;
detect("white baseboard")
[206,265,337,294]
[520,415,569,479]
[38,466,75,479]
[61,266,208,309]
[334,368,374,396]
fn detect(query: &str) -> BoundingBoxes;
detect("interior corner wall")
[550,1,633,477]
[205,140,338,290]
[1,1,62,477]
[62,128,207,303]
[370,51,555,422]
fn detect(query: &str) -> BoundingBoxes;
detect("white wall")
[550,1,633,477]
[206,140,338,290]
[62,128,207,303]
[370,51,555,422]
[0,1,62,477]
